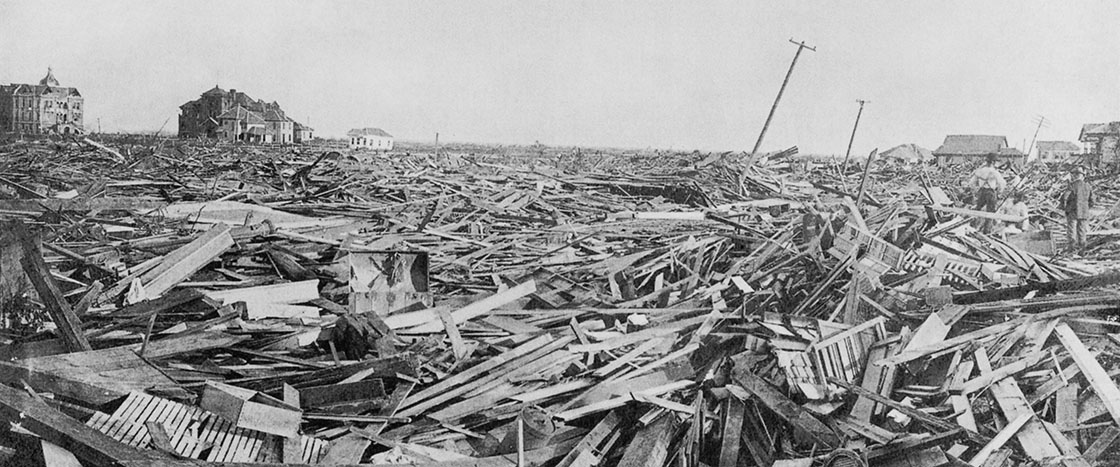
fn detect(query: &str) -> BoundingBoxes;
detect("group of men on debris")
[968,154,1094,252]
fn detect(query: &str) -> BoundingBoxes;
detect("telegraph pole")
[1026,115,1049,160]
[841,100,868,167]
[749,39,816,160]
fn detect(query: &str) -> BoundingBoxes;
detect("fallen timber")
[0,136,1118,466]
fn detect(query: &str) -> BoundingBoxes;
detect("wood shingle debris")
[2,136,1120,466]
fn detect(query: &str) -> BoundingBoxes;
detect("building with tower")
[0,68,85,135]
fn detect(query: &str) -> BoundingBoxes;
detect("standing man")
[968,155,1006,234]
[1062,166,1094,251]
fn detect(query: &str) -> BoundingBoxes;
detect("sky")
[2,1,1119,155]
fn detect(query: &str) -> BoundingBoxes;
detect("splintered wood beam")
[719,398,746,467]
[973,347,1061,461]
[968,413,1032,466]
[618,413,677,467]
[15,223,91,352]
[554,410,623,467]
[955,270,1120,305]
[1055,323,1120,428]
[139,223,234,298]
[731,355,840,449]
[828,377,989,446]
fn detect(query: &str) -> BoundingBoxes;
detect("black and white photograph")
[1,2,1120,466]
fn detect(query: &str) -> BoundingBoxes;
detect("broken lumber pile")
[0,137,1119,466]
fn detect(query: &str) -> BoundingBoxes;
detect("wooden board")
[1055,323,1120,428]
[731,354,840,448]
[973,347,1061,461]
[8,346,176,406]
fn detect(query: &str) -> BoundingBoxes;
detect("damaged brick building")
[178,86,310,144]
[0,68,84,135]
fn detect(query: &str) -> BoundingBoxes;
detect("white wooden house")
[347,128,394,151]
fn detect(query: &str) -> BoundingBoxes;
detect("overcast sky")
[2,1,1118,154]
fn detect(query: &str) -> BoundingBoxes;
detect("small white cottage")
[347,128,394,151]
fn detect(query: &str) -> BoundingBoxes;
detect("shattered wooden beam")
[617,413,677,467]
[928,205,1027,223]
[15,222,91,352]
[719,398,746,467]
[973,347,1061,461]
[955,270,1120,305]
[828,377,988,445]
[138,223,234,299]
[732,355,840,449]
[1055,323,1120,427]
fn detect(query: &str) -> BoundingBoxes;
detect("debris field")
[1,136,1120,467]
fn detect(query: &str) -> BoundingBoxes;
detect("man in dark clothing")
[1062,166,1094,251]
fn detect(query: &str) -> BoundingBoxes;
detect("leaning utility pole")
[1026,115,1049,160]
[841,100,868,167]
[749,39,816,161]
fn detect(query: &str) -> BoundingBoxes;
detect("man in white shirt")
[968,155,1006,234]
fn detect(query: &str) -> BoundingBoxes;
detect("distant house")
[263,109,293,144]
[0,68,84,135]
[880,144,932,163]
[217,106,267,143]
[347,128,394,151]
[294,122,314,143]
[1035,141,1080,163]
[179,85,308,144]
[1079,122,1120,164]
[932,135,1025,166]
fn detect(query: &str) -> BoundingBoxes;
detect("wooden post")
[14,222,91,352]
[748,39,816,162]
[855,148,879,209]
[841,100,868,167]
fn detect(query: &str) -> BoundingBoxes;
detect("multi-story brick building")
[179,85,305,143]
[0,68,85,135]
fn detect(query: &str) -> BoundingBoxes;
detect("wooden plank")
[554,410,623,467]
[405,280,537,333]
[139,223,234,298]
[731,354,840,448]
[929,205,1027,223]
[974,347,1061,461]
[592,337,666,377]
[554,380,693,422]
[299,379,386,408]
[617,413,676,467]
[1055,323,1120,427]
[14,223,91,352]
[1040,420,1090,464]
[958,352,1044,395]
[397,334,553,411]
[202,279,321,306]
[850,336,902,421]
[969,413,1031,466]
[739,400,775,467]
[437,307,468,360]
[719,398,745,467]
[1082,426,1120,462]
[1055,383,1079,429]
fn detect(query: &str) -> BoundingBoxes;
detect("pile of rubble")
[0,136,1119,467]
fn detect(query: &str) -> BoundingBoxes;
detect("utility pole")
[1026,115,1049,160]
[841,100,868,167]
[435,132,440,156]
[749,38,816,161]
